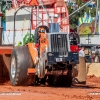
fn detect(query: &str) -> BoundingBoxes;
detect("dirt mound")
[86,75,100,83]
[0,54,10,85]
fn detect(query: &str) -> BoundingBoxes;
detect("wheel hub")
[36,58,45,78]
[11,56,16,79]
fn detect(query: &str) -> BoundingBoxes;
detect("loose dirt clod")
[0,57,100,100]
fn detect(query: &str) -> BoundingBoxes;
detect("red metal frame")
[12,0,70,32]
[0,13,3,17]
[0,46,13,54]
[32,3,69,32]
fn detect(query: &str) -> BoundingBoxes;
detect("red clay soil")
[0,57,100,100]
[0,75,100,100]
[86,75,100,83]
[0,82,100,100]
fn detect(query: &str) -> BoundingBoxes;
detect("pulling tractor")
[0,0,80,86]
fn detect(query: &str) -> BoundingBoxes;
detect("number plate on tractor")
[56,58,62,62]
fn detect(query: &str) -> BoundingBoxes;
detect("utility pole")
[94,0,99,34]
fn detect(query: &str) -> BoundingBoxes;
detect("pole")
[13,5,34,47]
[94,0,99,34]
[37,6,39,27]
[29,7,33,42]
[13,6,23,47]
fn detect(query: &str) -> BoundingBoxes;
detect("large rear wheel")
[10,46,35,86]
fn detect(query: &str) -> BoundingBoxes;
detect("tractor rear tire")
[10,46,35,86]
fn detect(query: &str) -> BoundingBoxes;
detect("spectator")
[79,46,85,57]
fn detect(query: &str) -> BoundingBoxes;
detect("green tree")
[68,0,98,30]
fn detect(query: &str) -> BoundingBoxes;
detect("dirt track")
[0,55,100,100]
[0,76,100,100]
